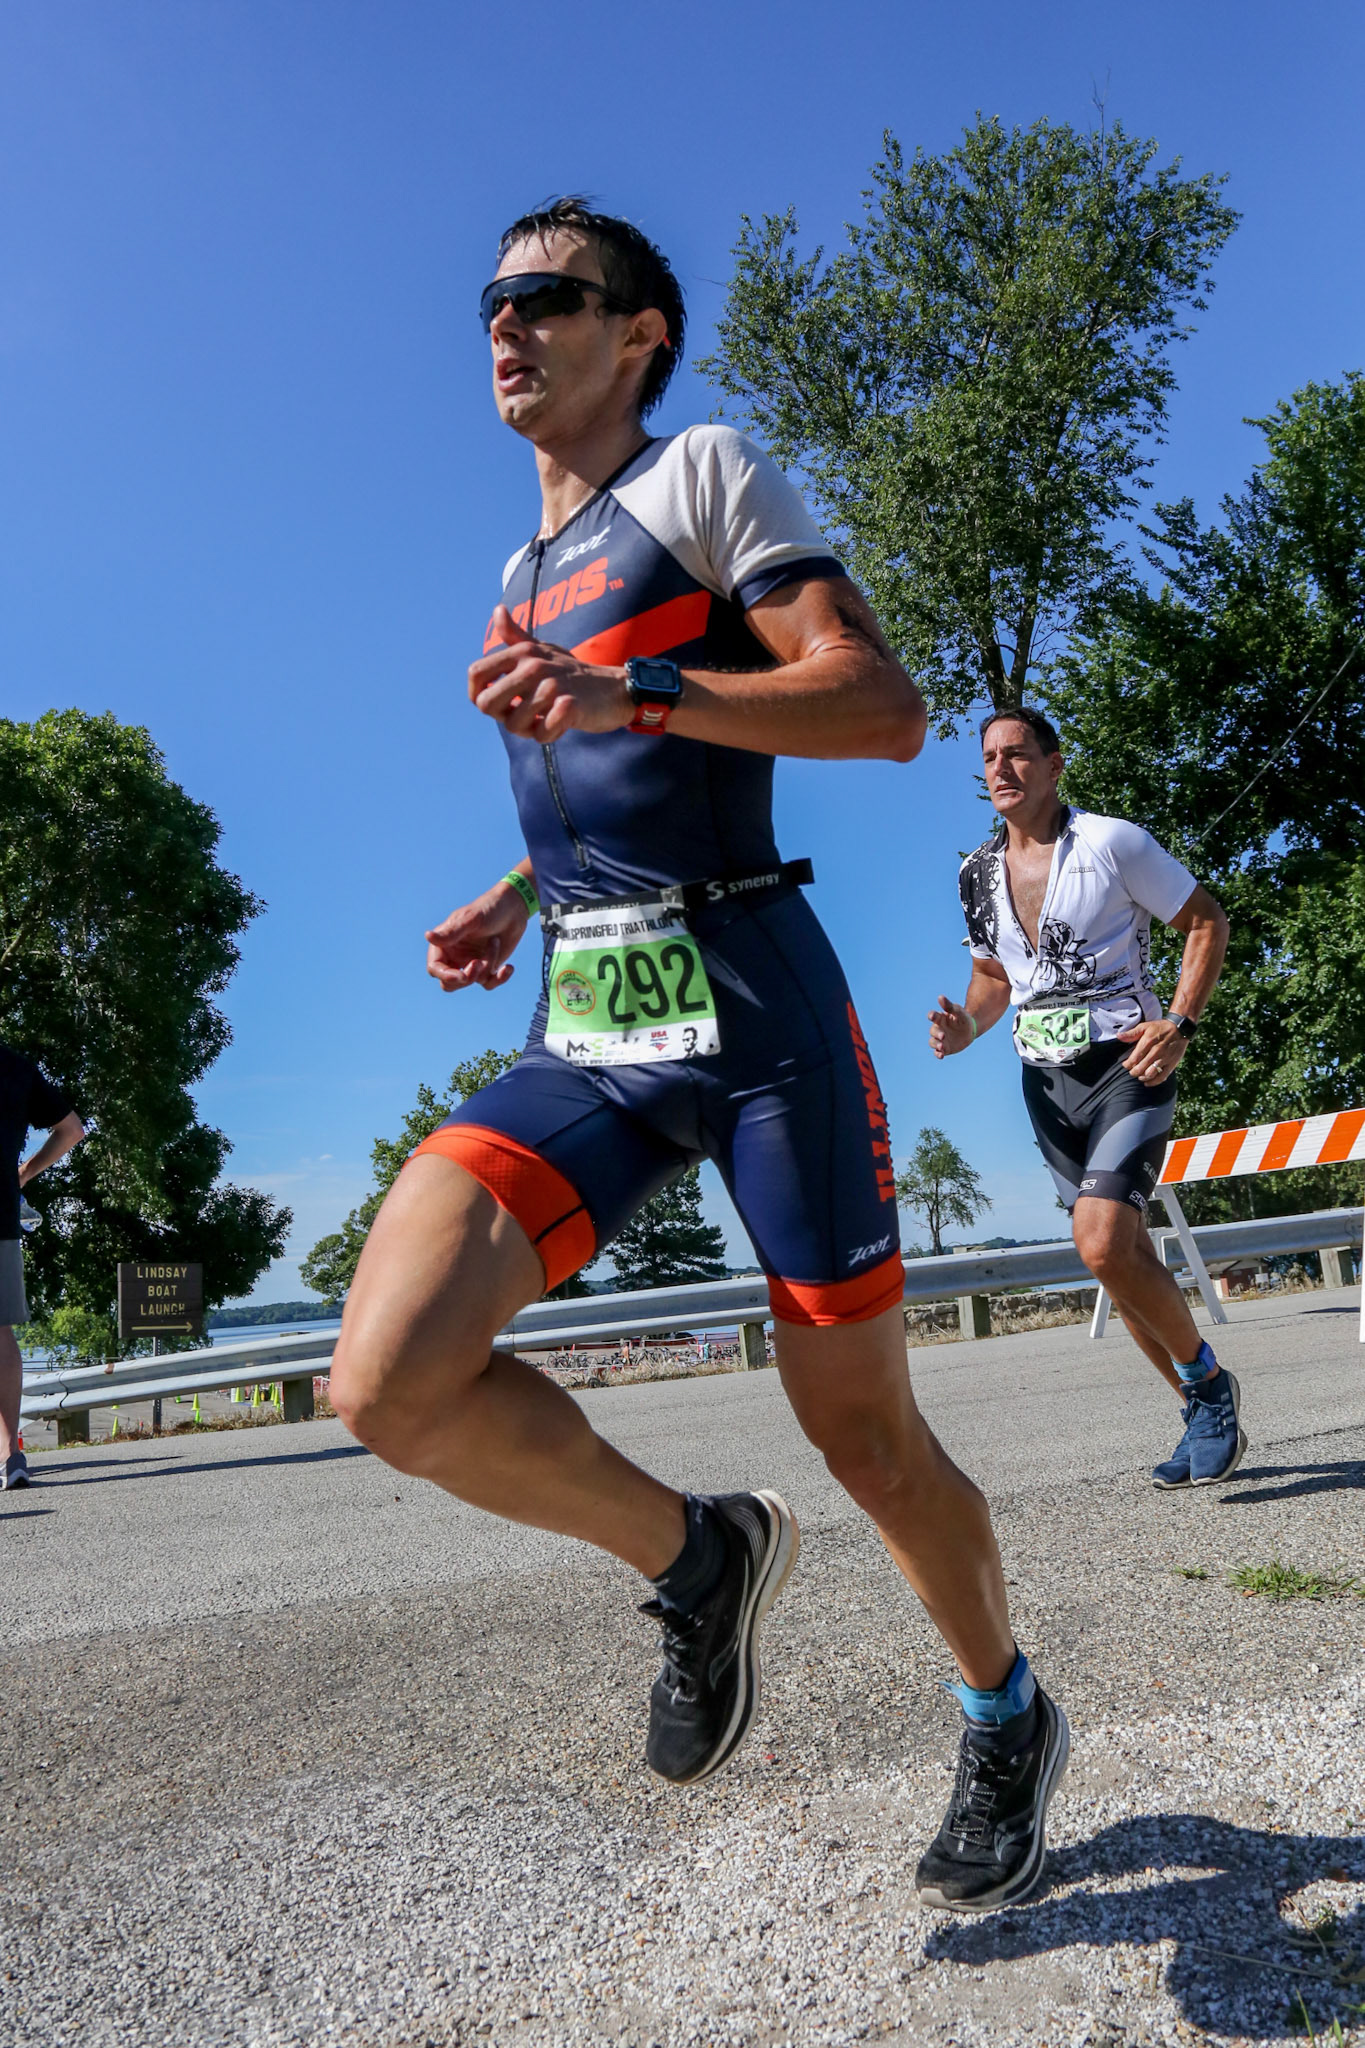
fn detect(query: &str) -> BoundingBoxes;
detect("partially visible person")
[0,1043,85,1489]
[928,708,1242,1490]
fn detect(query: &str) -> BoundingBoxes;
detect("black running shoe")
[642,1489,797,1786]
[915,1690,1070,1912]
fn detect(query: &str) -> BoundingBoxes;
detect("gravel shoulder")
[3,1289,1364,2046]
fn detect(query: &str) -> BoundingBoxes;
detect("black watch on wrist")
[625,656,684,736]
[1167,1013,1198,1040]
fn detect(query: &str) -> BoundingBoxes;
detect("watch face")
[629,658,683,702]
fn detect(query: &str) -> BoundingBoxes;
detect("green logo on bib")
[555,969,596,1017]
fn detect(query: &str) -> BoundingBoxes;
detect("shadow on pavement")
[36,1443,369,1486]
[1221,1460,1365,1504]
[925,1814,1365,2038]
[0,1507,56,1522]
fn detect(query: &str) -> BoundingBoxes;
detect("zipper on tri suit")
[526,537,591,875]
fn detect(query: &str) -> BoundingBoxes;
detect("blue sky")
[3,1,1362,1298]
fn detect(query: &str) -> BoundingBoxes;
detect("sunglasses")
[479,271,636,333]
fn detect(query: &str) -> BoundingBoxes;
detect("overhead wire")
[1189,637,1362,851]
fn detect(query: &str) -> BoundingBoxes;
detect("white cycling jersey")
[958,807,1197,1064]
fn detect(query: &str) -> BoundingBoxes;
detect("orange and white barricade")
[1091,1107,1365,1341]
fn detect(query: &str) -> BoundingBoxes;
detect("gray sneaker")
[2,1451,31,1490]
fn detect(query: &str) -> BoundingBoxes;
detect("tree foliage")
[1042,372,1365,1220]
[702,114,1237,727]
[895,1128,992,1255]
[607,1169,729,1291]
[0,710,290,1331]
[301,1049,523,1303]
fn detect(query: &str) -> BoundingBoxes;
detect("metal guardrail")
[20,1204,1362,1422]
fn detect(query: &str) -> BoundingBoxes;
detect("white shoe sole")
[917,1696,1072,1914]
[672,1489,799,1786]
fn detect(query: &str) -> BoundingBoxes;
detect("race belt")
[542,860,813,1068]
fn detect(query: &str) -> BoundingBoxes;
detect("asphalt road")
[4,1289,1364,2047]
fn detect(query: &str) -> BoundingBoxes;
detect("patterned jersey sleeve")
[958,841,1004,961]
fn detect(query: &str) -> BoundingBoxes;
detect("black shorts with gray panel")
[1021,1040,1177,1214]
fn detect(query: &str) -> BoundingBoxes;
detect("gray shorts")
[0,1238,28,1326]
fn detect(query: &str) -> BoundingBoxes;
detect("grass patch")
[1174,1565,1210,1581]
[1230,1560,1363,1602]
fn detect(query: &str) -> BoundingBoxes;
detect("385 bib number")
[545,899,720,1067]
[1014,1004,1092,1065]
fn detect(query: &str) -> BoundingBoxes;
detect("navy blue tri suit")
[414,426,903,1324]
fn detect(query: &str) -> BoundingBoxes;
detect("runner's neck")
[533,423,651,541]
[1003,797,1068,854]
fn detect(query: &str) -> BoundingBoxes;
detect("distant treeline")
[208,1299,342,1329]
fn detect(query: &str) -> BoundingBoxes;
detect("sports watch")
[1167,1013,1199,1040]
[625,656,684,735]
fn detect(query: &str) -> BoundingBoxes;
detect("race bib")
[544,899,720,1067]
[1015,1004,1092,1064]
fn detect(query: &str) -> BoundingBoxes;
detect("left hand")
[469,604,631,744]
[1117,1018,1188,1087]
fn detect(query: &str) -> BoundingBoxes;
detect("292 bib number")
[546,899,720,1067]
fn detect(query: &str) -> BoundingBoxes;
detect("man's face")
[487,229,643,442]
[981,720,1063,819]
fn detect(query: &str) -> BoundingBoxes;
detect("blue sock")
[947,1649,1039,1751]
[652,1494,726,1613]
[1174,1339,1220,1390]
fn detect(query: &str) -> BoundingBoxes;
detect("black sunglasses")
[479,271,636,333]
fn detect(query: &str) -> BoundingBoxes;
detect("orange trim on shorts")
[408,1124,596,1292]
[767,1249,905,1328]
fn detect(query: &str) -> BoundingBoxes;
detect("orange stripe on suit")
[408,1125,596,1293]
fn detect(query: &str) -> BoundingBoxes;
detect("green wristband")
[503,870,539,918]
[966,1012,979,1043]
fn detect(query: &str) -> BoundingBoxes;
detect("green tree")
[301,1049,535,1303]
[895,1129,992,1255]
[607,1169,729,1291]
[0,710,290,1331]
[701,114,1237,727]
[1042,372,1365,1221]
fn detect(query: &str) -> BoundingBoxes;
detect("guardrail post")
[282,1376,315,1423]
[57,1411,90,1446]
[1321,1245,1352,1290]
[738,1321,767,1371]
[957,1293,992,1338]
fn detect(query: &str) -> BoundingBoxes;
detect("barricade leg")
[1157,1188,1228,1326]
[1089,1286,1112,1339]
[1359,1208,1365,1345]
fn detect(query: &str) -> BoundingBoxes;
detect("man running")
[930,707,1242,1489]
[332,199,1068,1911]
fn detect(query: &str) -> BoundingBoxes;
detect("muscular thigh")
[1023,1042,1176,1215]
[334,1155,545,1409]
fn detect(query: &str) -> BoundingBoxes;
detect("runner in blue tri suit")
[330,198,1068,1911]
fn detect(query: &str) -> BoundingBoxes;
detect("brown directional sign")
[117,1262,204,1341]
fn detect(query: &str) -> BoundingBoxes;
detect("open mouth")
[495,356,537,392]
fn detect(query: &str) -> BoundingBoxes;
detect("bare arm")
[928,959,1012,1058]
[1118,883,1230,1085]
[20,1111,85,1185]
[468,575,926,765]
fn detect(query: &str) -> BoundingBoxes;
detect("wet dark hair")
[980,706,1062,757]
[496,195,685,418]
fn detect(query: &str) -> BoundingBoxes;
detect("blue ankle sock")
[652,1494,726,1613]
[947,1648,1038,1748]
[1174,1339,1220,1389]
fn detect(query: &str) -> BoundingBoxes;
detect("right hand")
[425,880,529,992]
[927,994,975,1059]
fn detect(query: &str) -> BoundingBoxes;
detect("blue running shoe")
[1152,1407,1195,1490]
[1188,1368,1246,1485]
